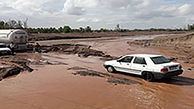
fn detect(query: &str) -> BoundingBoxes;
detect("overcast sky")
[0,0,194,29]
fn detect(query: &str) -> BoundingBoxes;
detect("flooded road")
[0,34,194,109]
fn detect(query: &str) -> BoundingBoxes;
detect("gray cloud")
[63,0,85,15]
[0,0,194,29]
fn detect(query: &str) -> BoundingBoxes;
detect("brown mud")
[128,33,194,65]
[0,53,68,81]
[69,67,141,85]
[29,31,186,41]
[0,32,194,109]
[0,55,34,81]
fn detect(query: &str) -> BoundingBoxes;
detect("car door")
[114,56,134,73]
[130,57,147,75]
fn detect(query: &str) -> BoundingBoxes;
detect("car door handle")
[143,65,145,67]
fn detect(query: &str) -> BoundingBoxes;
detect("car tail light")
[161,68,168,72]
[179,65,182,69]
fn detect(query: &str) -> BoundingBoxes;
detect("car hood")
[104,60,117,65]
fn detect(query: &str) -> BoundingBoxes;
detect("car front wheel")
[106,66,115,73]
[142,72,155,82]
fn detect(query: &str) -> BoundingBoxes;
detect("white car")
[104,54,183,81]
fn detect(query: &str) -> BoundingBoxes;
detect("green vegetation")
[0,20,24,29]
[63,26,71,33]
[0,19,192,33]
[188,24,194,30]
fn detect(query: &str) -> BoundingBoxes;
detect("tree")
[15,20,23,29]
[99,28,108,32]
[23,18,28,29]
[63,26,71,33]
[3,20,23,29]
[188,24,194,30]
[7,20,17,28]
[115,24,120,31]
[85,26,92,32]
[0,21,5,29]
[58,27,63,33]
[79,27,84,33]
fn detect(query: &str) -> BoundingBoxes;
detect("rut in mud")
[68,67,142,85]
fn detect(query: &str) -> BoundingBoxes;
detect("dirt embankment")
[128,33,194,64]
[28,31,186,42]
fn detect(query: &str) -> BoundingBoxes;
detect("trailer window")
[15,32,26,34]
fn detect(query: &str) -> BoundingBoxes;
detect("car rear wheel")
[142,72,155,82]
[106,66,115,73]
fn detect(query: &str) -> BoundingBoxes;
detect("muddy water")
[0,35,194,109]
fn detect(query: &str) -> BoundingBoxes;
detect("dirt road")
[0,33,194,109]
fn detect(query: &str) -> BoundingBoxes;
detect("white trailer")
[0,29,28,50]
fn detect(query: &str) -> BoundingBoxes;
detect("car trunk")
[159,62,181,72]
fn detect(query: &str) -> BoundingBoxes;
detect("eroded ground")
[0,32,194,109]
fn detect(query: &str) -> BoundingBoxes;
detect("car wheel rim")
[108,67,113,72]
[145,73,152,81]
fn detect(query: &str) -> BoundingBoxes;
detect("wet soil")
[128,33,194,65]
[0,32,194,109]
[0,53,68,81]
[0,55,34,81]
[39,44,117,61]
[69,67,141,85]
[29,31,186,42]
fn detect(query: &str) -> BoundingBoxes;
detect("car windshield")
[151,56,171,64]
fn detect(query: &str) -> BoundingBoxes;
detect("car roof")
[125,54,162,57]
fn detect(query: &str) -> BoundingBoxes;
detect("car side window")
[119,56,133,63]
[133,57,147,64]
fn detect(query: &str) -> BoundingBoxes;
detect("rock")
[0,66,23,80]
[188,68,192,71]
[168,57,178,61]
[184,61,189,63]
